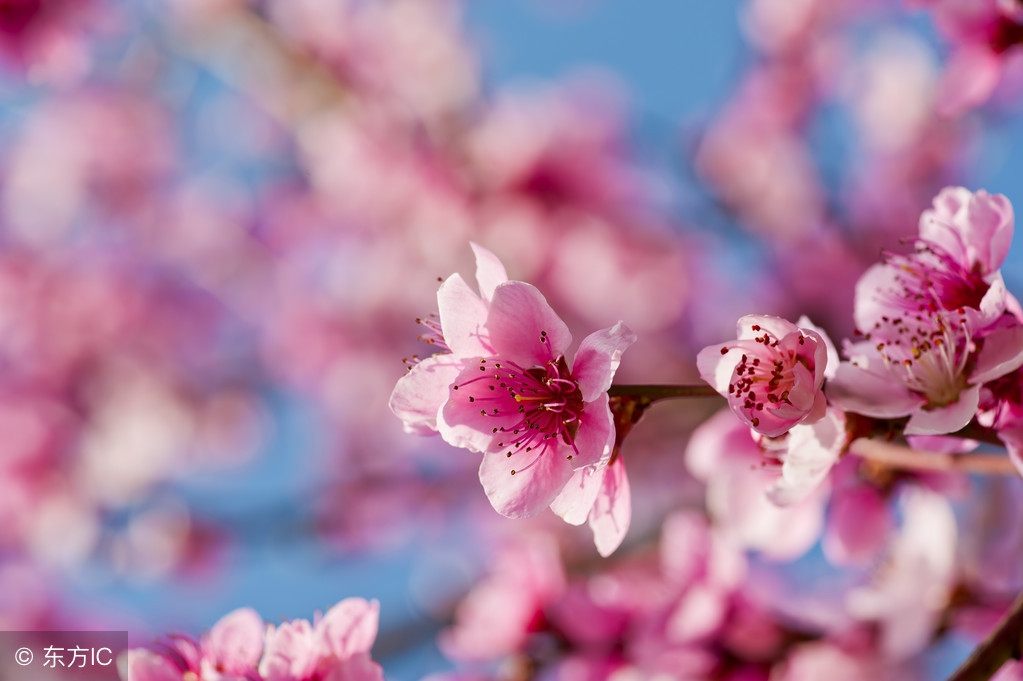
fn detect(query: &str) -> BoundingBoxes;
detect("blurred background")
[2,1,1023,679]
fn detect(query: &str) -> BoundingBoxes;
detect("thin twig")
[946,590,1023,681]
[607,384,723,400]
[848,438,1018,476]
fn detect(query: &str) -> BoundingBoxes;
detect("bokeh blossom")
[118,598,383,681]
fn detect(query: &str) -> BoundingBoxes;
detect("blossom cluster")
[118,599,383,681]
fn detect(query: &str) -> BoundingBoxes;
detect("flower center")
[861,309,973,408]
[453,343,585,475]
[725,325,810,429]
[883,241,988,314]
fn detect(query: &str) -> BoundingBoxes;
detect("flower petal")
[486,281,573,365]
[822,482,892,567]
[971,324,1023,385]
[572,321,637,402]
[550,465,604,526]
[904,385,980,435]
[318,598,380,659]
[588,457,631,557]
[696,344,744,396]
[437,273,492,357]
[203,607,264,674]
[826,360,925,418]
[470,242,509,302]
[389,355,465,434]
[478,443,577,519]
[735,314,797,341]
[765,409,845,506]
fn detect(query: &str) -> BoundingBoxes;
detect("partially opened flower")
[697,315,833,438]
[440,283,636,519]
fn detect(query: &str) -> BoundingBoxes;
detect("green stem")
[607,384,722,400]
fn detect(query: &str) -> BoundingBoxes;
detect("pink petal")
[486,282,572,365]
[826,359,925,418]
[437,364,506,453]
[997,425,1023,477]
[117,650,182,681]
[478,395,613,518]
[971,324,1023,384]
[735,314,797,341]
[388,355,465,435]
[318,598,380,659]
[588,456,631,557]
[696,344,744,396]
[822,483,892,567]
[965,190,1014,274]
[571,321,637,402]
[469,242,508,302]
[203,607,264,674]
[852,263,899,333]
[765,409,844,506]
[797,316,838,380]
[904,385,980,435]
[478,441,577,518]
[259,620,317,681]
[437,273,491,357]
[936,46,1004,117]
[550,465,604,526]
[321,652,385,681]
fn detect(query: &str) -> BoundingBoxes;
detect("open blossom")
[390,243,636,549]
[697,315,833,438]
[440,283,635,519]
[118,598,383,681]
[829,187,1023,434]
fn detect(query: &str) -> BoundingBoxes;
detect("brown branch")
[607,384,723,400]
[848,438,1018,476]
[946,590,1023,681]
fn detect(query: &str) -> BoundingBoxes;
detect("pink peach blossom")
[697,315,832,438]
[440,285,635,518]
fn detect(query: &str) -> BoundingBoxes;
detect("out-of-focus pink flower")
[389,242,508,435]
[846,487,957,660]
[821,474,893,567]
[440,534,565,662]
[685,408,828,561]
[118,599,384,681]
[697,315,833,438]
[441,287,635,519]
[926,0,1023,114]
[761,407,847,506]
